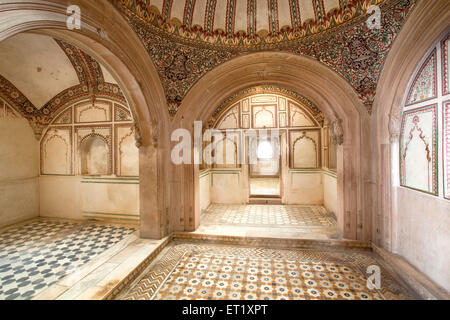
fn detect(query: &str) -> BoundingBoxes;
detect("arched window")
[400,32,450,199]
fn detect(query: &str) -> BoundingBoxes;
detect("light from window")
[257,140,274,159]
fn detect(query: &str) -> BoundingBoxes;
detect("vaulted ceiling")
[112,0,417,115]
[116,0,384,47]
[0,33,125,138]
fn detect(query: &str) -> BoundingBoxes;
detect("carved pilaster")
[133,122,143,148]
[330,118,344,145]
[388,114,400,143]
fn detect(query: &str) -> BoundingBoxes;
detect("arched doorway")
[170,51,370,241]
[195,88,340,239]
[0,0,170,239]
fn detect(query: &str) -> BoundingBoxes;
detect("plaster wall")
[323,172,338,214]
[0,116,39,228]
[284,171,324,205]
[395,187,450,291]
[199,170,211,211]
[39,176,139,221]
[210,170,247,204]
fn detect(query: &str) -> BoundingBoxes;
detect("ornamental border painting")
[405,49,437,107]
[400,104,438,196]
[443,100,450,200]
[442,33,450,96]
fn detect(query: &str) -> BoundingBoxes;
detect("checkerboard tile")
[121,243,417,300]
[201,205,336,227]
[0,220,135,300]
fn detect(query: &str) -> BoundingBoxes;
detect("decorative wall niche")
[76,126,112,176]
[212,93,321,130]
[289,102,315,127]
[40,127,72,175]
[115,124,139,176]
[40,98,137,177]
[252,105,277,129]
[290,130,321,169]
[80,134,110,175]
[400,104,438,195]
[209,131,242,169]
[209,92,324,172]
[216,104,239,129]
[75,100,112,123]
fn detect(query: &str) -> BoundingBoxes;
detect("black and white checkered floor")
[0,220,135,300]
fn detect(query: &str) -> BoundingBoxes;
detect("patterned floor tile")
[201,205,336,227]
[0,220,136,300]
[119,243,418,300]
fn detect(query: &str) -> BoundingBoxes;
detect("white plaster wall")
[199,171,211,211]
[285,172,323,204]
[81,179,139,219]
[396,187,450,291]
[210,170,246,204]
[0,117,40,228]
[39,176,82,220]
[39,176,139,221]
[323,173,338,214]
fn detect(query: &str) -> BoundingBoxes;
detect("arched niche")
[80,134,110,176]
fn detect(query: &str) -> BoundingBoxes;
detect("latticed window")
[400,32,450,199]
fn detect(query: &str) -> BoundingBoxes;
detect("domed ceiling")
[116,0,384,47]
[112,0,417,116]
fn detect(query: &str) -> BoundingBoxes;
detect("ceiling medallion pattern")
[209,85,325,127]
[114,0,384,48]
[130,15,234,114]
[286,0,416,111]
[113,0,415,115]
[0,41,126,138]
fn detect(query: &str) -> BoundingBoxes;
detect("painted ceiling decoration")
[209,85,325,127]
[112,0,416,115]
[0,38,126,139]
[114,0,385,48]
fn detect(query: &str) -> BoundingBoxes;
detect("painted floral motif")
[400,104,438,195]
[444,100,450,199]
[406,49,437,106]
[113,0,386,48]
[442,34,450,95]
[112,0,416,115]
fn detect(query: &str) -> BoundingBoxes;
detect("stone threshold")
[171,232,371,251]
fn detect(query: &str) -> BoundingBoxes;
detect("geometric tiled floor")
[201,204,337,227]
[0,220,135,300]
[119,242,418,300]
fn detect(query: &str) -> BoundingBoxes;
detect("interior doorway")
[248,133,281,201]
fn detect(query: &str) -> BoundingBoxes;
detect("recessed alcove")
[80,135,110,176]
